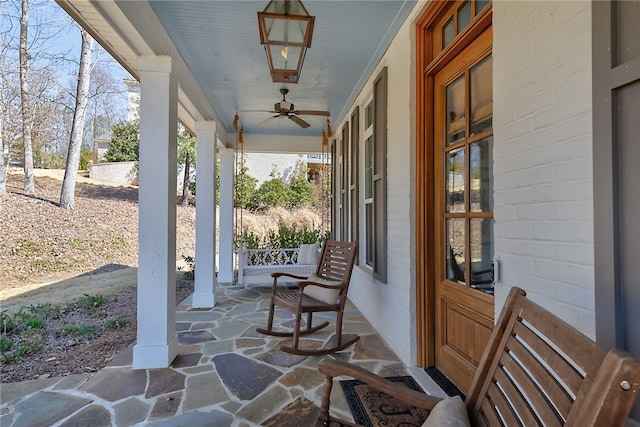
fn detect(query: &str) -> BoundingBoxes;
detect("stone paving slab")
[0,286,435,426]
[13,391,93,427]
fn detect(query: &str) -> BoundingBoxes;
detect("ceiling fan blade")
[240,109,277,113]
[295,110,331,117]
[289,115,311,128]
[257,116,277,127]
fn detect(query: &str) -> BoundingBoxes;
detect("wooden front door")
[433,26,494,392]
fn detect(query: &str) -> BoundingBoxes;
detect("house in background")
[56,0,639,422]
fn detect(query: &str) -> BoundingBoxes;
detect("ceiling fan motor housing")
[276,101,293,113]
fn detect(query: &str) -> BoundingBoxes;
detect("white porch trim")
[133,55,179,369]
[192,121,217,307]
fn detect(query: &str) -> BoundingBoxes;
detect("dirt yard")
[0,170,196,382]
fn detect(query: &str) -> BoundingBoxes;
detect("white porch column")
[217,148,235,283]
[133,56,178,369]
[192,121,216,307]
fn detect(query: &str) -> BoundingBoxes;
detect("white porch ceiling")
[57,0,417,152]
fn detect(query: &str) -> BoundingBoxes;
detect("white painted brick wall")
[493,1,595,337]
[338,4,423,366]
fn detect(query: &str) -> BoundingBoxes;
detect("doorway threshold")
[424,367,466,399]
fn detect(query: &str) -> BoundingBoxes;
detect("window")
[363,101,374,266]
[371,67,388,282]
[340,125,349,241]
[350,108,360,250]
[439,0,491,51]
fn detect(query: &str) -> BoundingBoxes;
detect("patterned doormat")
[340,376,430,427]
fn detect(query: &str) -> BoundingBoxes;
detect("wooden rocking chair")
[257,240,359,356]
[316,287,640,426]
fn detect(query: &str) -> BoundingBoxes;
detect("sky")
[2,0,131,97]
[1,0,134,149]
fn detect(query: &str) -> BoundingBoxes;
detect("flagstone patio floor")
[1,284,445,426]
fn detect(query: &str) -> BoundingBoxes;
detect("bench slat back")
[467,287,640,427]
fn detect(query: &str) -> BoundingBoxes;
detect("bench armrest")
[317,358,441,410]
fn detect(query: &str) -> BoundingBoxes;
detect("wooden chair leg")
[319,375,334,425]
[306,312,313,332]
[257,276,288,337]
[265,277,278,332]
[293,309,303,350]
[265,301,275,332]
[335,310,343,346]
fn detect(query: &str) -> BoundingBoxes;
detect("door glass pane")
[443,17,454,49]
[470,55,492,136]
[458,1,471,33]
[446,75,466,144]
[475,0,490,15]
[470,218,494,294]
[447,218,466,284]
[470,136,493,212]
[446,148,465,213]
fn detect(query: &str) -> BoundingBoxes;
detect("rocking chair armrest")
[271,272,309,280]
[317,358,442,410]
[297,280,345,290]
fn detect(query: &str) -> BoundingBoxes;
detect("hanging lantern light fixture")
[257,0,315,84]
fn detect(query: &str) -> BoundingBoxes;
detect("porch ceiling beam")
[235,134,325,154]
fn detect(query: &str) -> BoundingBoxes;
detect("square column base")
[192,291,215,308]
[132,335,178,369]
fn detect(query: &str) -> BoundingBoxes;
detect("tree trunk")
[181,151,191,206]
[60,29,94,210]
[20,0,34,192]
[0,107,6,195]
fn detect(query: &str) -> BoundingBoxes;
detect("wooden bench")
[237,243,319,285]
[317,287,640,426]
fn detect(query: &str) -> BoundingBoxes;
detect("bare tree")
[19,0,34,192]
[177,127,196,206]
[60,28,94,210]
[0,52,8,195]
[0,96,5,195]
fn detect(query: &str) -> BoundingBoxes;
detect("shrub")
[254,178,289,209]
[79,147,93,170]
[104,121,139,162]
[179,255,195,281]
[236,223,326,250]
[234,166,258,209]
[2,335,45,364]
[75,294,108,312]
[24,317,44,329]
[24,303,60,320]
[0,338,14,353]
[63,324,100,339]
[39,151,66,169]
[288,176,314,208]
[105,316,127,330]
[1,311,16,333]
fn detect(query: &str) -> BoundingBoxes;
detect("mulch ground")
[0,172,196,383]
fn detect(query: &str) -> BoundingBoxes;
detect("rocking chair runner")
[316,287,640,427]
[256,240,359,356]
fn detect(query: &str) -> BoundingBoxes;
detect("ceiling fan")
[243,88,330,128]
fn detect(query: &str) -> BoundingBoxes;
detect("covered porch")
[54,0,418,370]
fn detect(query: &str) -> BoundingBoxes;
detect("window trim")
[350,107,360,260]
[372,67,388,283]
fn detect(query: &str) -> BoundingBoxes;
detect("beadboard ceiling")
[57,0,417,150]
